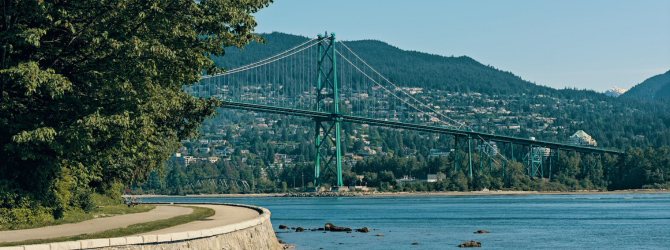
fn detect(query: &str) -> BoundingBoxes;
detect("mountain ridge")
[207,32,670,148]
[214,32,613,100]
[621,70,670,100]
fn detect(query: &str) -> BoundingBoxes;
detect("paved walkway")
[0,206,192,243]
[138,204,259,235]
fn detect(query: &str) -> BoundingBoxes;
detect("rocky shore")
[277,222,491,248]
[276,192,374,197]
[128,189,670,199]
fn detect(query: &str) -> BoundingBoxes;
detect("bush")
[101,181,124,203]
[0,206,54,228]
[69,188,96,212]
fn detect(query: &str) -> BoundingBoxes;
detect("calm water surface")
[144,193,670,249]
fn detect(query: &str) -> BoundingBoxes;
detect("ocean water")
[143,193,670,249]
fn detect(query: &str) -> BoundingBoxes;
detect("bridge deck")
[221,101,622,155]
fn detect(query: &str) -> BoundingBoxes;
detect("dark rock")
[290,227,296,230]
[295,227,304,232]
[412,242,419,245]
[279,225,288,230]
[324,222,351,232]
[347,231,352,233]
[355,227,370,233]
[474,230,490,234]
[317,228,325,231]
[458,241,482,248]
[311,229,317,231]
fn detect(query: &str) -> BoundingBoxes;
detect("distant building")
[176,156,197,166]
[570,130,597,146]
[396,175,418,184]
[428,149,451,159]
[207,156,219,163]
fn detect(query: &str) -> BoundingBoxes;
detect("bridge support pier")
[524,145,543,179]
[468,135,473,178]
[549,148,553,181]
[479,140,484,173]
[489,144,493,173]
[453,136,459,171]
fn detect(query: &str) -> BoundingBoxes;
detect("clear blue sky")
[253,0,670,92]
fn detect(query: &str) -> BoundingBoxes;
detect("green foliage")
[0,0,271,223]
[609,147,670,190]
[622,71,670,100]
[0,206,54,227]
[69,188,96,212]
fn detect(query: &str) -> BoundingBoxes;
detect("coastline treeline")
[132,146,669,195]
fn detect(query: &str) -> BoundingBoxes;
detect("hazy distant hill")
[622,71,670,100]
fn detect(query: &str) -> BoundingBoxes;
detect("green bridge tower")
[313,33,343,189]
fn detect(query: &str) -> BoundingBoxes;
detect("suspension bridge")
[190,32,622,189]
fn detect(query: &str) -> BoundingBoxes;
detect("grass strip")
[1,194,156,231]
[0,206,215,247]
[0,204,157,231]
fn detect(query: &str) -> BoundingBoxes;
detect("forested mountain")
[622,71,670,100]
[130,33,670,195]
[210,32,670,149]
[215,32,594,98]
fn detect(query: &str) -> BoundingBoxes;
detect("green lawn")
[0,206,215,247]
[0,195,156,231]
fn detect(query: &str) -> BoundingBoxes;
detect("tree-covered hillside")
[130,32,670,195]
[210,32,670,149]
[622,70,670,100]
[216,32,571,96]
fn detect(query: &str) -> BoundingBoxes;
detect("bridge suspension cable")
[337,40,512,166]
[201,36,328,79]
[337,40,467,129]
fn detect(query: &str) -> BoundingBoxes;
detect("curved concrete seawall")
[0,203,282,250]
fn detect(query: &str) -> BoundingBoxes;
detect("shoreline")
[125,189,670,198]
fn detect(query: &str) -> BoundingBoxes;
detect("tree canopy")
[0,0,271,220]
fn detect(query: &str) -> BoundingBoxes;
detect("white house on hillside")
[569,130,597,146]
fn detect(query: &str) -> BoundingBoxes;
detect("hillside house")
[569,130,597,146]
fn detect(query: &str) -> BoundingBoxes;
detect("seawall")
[0,203,282,250]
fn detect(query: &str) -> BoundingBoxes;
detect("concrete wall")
[1,204,281,250]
